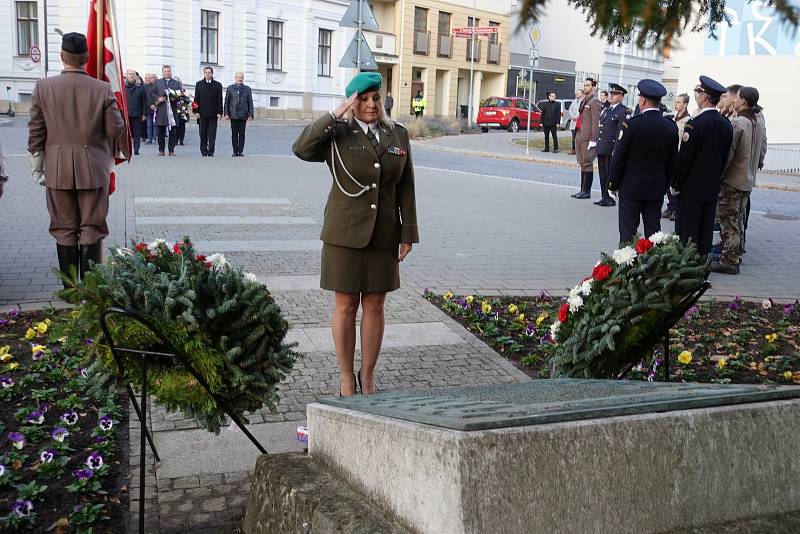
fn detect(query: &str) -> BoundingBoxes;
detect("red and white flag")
[86,0,131,195]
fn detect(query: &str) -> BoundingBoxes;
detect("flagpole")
[95,0,104,78]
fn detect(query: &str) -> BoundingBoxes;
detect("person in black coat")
[193,66,223,157]
[224,72,254,157]
[608,79,678,244]
[672,76,733,256]
[595,83,629,207]
[539,92,561,153]
[123,70,148,155]
[153,65,183,156]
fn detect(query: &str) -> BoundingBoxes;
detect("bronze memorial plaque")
[318,379,800,431]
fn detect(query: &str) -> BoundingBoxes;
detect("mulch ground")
[0,310,129,533]
[425,291,800,385]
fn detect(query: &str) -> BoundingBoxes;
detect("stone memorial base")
[307,380,800,534]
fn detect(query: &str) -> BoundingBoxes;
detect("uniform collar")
[354,117,378,135]
[698,107,719,116]
[61,67,88,75]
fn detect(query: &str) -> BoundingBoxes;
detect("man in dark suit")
[153,65,182,156]
[224,72,254,157]
[27,33,125,284]
[595,83,629,207]
[608,80,678,244]
[193,66,223,157]
[672,76,734,256]
[123,70,147,155]
[539,92,561,153]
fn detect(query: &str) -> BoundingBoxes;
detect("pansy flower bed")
[0,310,128,532]
[425,292,800,384]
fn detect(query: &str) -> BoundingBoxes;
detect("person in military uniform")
[608,80,678,244]
[711,86,764,275]
[672,76,733,257]
[594,83,629,207]
[293,72,419,397]
[572,78,602,199]
[27,33,125,286]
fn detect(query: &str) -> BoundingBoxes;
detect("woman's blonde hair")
[344,90,394,130]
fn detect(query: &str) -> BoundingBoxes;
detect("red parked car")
[477,97,541,133]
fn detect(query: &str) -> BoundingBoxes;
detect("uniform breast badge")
[388,146,406,156]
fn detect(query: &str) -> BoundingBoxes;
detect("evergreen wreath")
[56,238,296,433]
[549,232,708,378]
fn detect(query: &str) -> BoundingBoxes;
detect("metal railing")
[762,144,800,175]
[437,34,452,58]
[488,42,501,64]
[466,38,481,62]
[414,30,430,54]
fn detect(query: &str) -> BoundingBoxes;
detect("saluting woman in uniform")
[293,72,419,396]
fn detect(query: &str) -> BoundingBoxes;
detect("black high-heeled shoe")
[339,372,358,397]
[357,369,363,395]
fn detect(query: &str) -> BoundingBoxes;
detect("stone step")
[243,452,414,534]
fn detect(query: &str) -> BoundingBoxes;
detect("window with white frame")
[201,10,219,64]
[318,29,332,77]
[267,20,283,71]
[16,1,38,56]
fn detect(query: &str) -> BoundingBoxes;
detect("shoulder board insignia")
[684,123,694,129]
[622,121,629,128]
[393,121,407,130]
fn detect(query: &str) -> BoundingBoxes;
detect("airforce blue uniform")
[596,101,629,204]
[673,108,733,255]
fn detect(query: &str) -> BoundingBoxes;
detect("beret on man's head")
[62,32,88,54]
[345,72,382,98]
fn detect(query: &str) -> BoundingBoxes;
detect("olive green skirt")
[320,242,400,294]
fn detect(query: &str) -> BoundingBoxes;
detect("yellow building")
[367,0,510,119]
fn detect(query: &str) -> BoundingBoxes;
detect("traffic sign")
[339,30,378,70]
[340,0,379,31]
[30,45,41,63]
[529,24,542,47]
[451,26,498,38]
[451,28,474,38]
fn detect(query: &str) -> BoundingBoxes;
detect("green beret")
[345,72,382,98]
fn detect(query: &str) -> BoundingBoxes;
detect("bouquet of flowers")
[549,233,708,378]
[167,89,192,122]
[55,237,296,433]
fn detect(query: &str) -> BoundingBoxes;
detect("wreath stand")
[99,307,267,533]
[618,280,711,382]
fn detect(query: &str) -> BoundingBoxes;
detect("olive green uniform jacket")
[292,113,419,249]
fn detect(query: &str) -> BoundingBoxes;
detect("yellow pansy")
[784,371,793,380]
[58,336,68,343]
[70,310,80,320]
[536,314,547,326]
[0,354,12,363]
[765,333,778,343]
[0,345,9,355]
[481,302,492,314]
[718,358,727,369]
[31,345,46,354]
[35,322,48,334]
[25,328,36,340]
[516,314,526,324]
[443,291,454,301]
[45,318,52,325]
[507,304,518,315]
[465,295,475,305]
[677,351,692,365]
[8,362,19,370]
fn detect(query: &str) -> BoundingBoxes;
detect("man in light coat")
[567,89,582,154]
[27,33,125,285]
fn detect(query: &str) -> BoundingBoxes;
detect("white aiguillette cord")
[330,136,371,198]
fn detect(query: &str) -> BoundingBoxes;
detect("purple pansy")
[11,499,33,518]
[98,416,113,431]
[0,319,8,327]
[86,451,103,470]
[73,468,94,480]
[39,402,50,413]
[9,309,19,317]
[61,410,78,426]
[0,376,13,388]
[26,410,44,425]
[0,464,7,477]
[8,431,25,449]
[51,427,69,442]
[31,347,45,360]
[683,305,699,320]
[84,339,94,346]
[94,435,108,444]
[784,304,796,318]
[78,367,89,378]
[40,449,56,464]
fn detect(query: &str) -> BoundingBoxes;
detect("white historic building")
[1,0,365,117]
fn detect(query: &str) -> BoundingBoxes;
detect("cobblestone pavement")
[2,120,799,532]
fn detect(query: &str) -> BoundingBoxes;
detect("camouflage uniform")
[717,184,749,268]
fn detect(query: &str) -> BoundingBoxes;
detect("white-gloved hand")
[28,151,45,186]
[588,141,597,149]
[669,187,680,197]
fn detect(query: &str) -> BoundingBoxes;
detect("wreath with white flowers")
[549,232,708,378]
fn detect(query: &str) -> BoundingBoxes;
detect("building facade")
[507,0,664,109]
[1,0,510,120]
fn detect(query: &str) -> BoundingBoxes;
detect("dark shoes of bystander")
[710,261,740,275]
